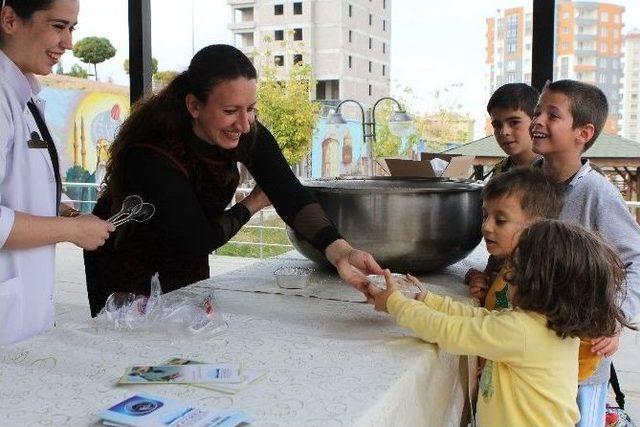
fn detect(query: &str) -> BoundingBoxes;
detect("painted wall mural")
[311,118,367,178]
[40,80,129,211]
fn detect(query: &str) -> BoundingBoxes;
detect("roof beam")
[128,0,153,105]
[531,0,555,91]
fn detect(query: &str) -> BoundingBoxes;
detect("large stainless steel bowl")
[286,177,483,273]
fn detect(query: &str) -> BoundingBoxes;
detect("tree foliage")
[257,63,320,164]
[66,63,89,79]
[415,111,473,152]
[377,83,473,155]
[72,37,116,81]
[153,70,179,87]
[373,101,420,158]
[123,57,158,75]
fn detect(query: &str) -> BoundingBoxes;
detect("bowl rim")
[300,176,484,193]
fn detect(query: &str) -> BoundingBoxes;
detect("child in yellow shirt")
[468,168,602,382]
[369,220,635,426]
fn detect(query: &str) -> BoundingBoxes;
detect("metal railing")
[62,182,292,258]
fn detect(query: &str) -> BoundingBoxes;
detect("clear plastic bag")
[95,273,227,335]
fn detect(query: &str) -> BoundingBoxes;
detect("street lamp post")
[327,97,413,176]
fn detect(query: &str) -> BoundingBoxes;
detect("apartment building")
[227,0,391,113]
[622,30,640,141]
[485,1,624,134]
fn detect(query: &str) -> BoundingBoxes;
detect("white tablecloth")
[0,246,487,427]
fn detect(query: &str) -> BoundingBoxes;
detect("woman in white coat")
[0,0,114,345]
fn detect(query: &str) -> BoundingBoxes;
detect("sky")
[61,0,640,139]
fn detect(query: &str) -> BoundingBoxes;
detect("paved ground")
[54,243,639,422]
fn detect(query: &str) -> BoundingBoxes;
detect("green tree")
[257,62,320,165]
[66,63,89,79]
[153,70,179,87]
[385,83,473,153]
[123,57,158,75]
[416,111,473,152]
[72,37,116,81]
[373,102,420,158]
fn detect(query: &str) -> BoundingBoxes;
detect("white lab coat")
[0,50,58,345]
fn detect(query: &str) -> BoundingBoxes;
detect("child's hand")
[367,269,397,313]
[406,274,428,301]
[466,269,489,302]
[590,332,620,357]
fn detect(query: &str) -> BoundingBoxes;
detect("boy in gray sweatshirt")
[530,79,640,427]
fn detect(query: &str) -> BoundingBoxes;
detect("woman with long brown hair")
[84,44,383,316]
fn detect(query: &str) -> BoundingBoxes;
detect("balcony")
[227,0,255,5]
[575,17,597,26]
[574,64,596,72]
[574,33,597,42]
[574,48,597,56]
[228,21,256,31]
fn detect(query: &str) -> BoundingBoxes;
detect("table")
[0,246,487,426]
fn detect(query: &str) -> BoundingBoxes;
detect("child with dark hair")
[486,83,540,176]
[531,79,640,426]
[369,220,636,426]
[464,84,544,310]
[466,167,562,308]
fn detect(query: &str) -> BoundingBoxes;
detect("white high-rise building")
[227,0,391,113]
[622,30,640,141]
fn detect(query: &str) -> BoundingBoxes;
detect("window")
[274,30,284,41]
[561,57,569,78]
[507,15,518,38]
[349,30,352,43]
[383,20,386,31]
[507,60,516,71]
[614,14,619,23]
[369,13,372,26]
[383,42,386,53]
[274,4,283,15]
[349,4,352,17]
[525,16,532,35]
[293,28,303,41]
[368,84,372,96]
[293,54,303,64]
[293,2,302,15]
[369,37,372,49]
[600,11,609,22]
[274,55,284,66]
[369,61,372,72]
[383,0,386,9]
[599,73,606,83]
[348,55,352,68]
[382,64,386,76]
[600,28,608,37]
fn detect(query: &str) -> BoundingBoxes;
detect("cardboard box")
[382,154,476,179]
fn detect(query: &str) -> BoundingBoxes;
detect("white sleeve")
[0,98,16,248]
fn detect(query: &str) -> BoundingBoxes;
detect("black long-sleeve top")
[84,122,341,316]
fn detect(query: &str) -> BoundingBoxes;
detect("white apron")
[0,50,58,345]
